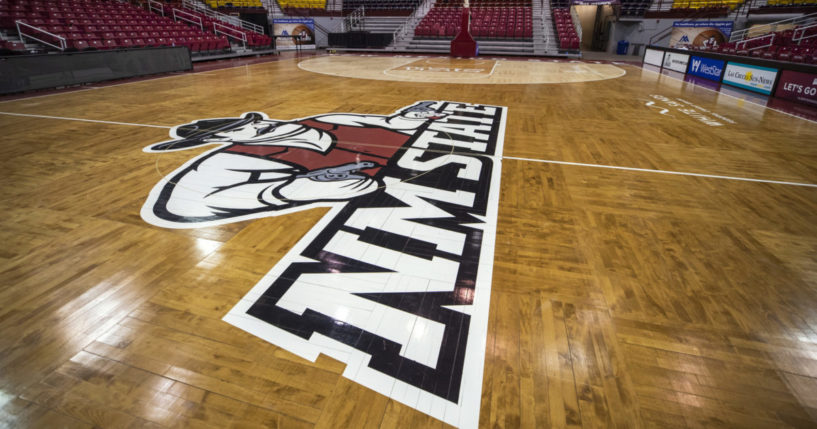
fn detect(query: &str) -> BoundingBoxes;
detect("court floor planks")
[1,52,817,428]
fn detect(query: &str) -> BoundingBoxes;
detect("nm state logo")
[141,101,507,428]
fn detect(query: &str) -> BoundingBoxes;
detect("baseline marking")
[504,156,817,188]
[0,111,171,128]
[2,110,814,188]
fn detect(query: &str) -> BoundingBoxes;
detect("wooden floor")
[2,52,817,428]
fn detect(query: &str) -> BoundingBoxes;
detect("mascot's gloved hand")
[277,162,381,202]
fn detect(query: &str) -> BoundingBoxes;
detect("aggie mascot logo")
[142,101,507,429]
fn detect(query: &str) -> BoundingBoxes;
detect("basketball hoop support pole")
[450,4,478,57]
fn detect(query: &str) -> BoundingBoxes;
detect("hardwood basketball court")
[1,52,817,428]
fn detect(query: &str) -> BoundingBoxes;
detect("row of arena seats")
[278,0,326,9]
[620,0,651,17]
[672,0,743,9]
[0,0,225,52]
[464,0,532,5]
[0,0,270,53]
[661,6,730,16]
[764,0,817,6]
[342,0,420,10]
[0,38,27,53]
[204,0,264,8]
[433,0,531,6]
[553,7,579,50]
[414,6,533,39]
[173,7,272,46]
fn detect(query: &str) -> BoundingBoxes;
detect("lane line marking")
[0,88,96,104]
[503,156,817,188]
[0,111,171,128]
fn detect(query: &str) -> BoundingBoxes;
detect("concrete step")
[407,38,536,55]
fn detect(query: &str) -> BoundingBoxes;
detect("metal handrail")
[148,0,165,16]
[214,21,247,47]
[173,7,205,30]
[570,4,581,43]
[16,20,67,50]
[793,22,817,44]
[183,0,264,34]
[343,5,366,32]
[735,32,774,50]
[392,0,435,46]
[730,11,817,41]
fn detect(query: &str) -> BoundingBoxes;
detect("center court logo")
[141,101,507,429]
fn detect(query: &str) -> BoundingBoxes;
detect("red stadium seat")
[72,39,89,50]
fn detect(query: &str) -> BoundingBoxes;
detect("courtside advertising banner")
[688,56,725,82]
[722,62,778,95]
[662,51,690,73]
[273,18,316,50]
[669,21,733,49]
[644,48,665,67]
[774,70,817,107]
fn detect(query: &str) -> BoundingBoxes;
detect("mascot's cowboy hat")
[146,112,266,152]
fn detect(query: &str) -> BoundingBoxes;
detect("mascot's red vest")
[225,119,411,176]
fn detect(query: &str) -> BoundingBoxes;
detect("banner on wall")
[273,18,316,50]
[644,48,665,67]
[669,21,733,49]
[722,62,778,95]
[688,56,725,82]
[774,70,817,107]
[662,51,690,73]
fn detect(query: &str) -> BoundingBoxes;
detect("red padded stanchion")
[450,7,477,58]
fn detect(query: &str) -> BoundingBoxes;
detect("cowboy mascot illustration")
[142,101,448,228]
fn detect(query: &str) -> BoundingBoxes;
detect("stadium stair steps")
[405,37,536,55]
[1,29,56,53]
[357,16,409,33]
[533,0,559,56]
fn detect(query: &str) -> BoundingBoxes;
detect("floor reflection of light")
[334,307,350,322]
[0,389,15,408]
[194,238,221,259]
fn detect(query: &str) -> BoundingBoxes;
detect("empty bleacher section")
[0,0,272,55]
[279,0,326,11]
[552,7,578,50]
[343,0,422,14]
[1,0,224,53]
[704,20,817,63]
[204,0,265,10]
[413,0,533,40]
[276,0,348,16]
[645,0,738,17]
[752,0,817,14]
[620,0,652,17]
[171,6,272,47]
